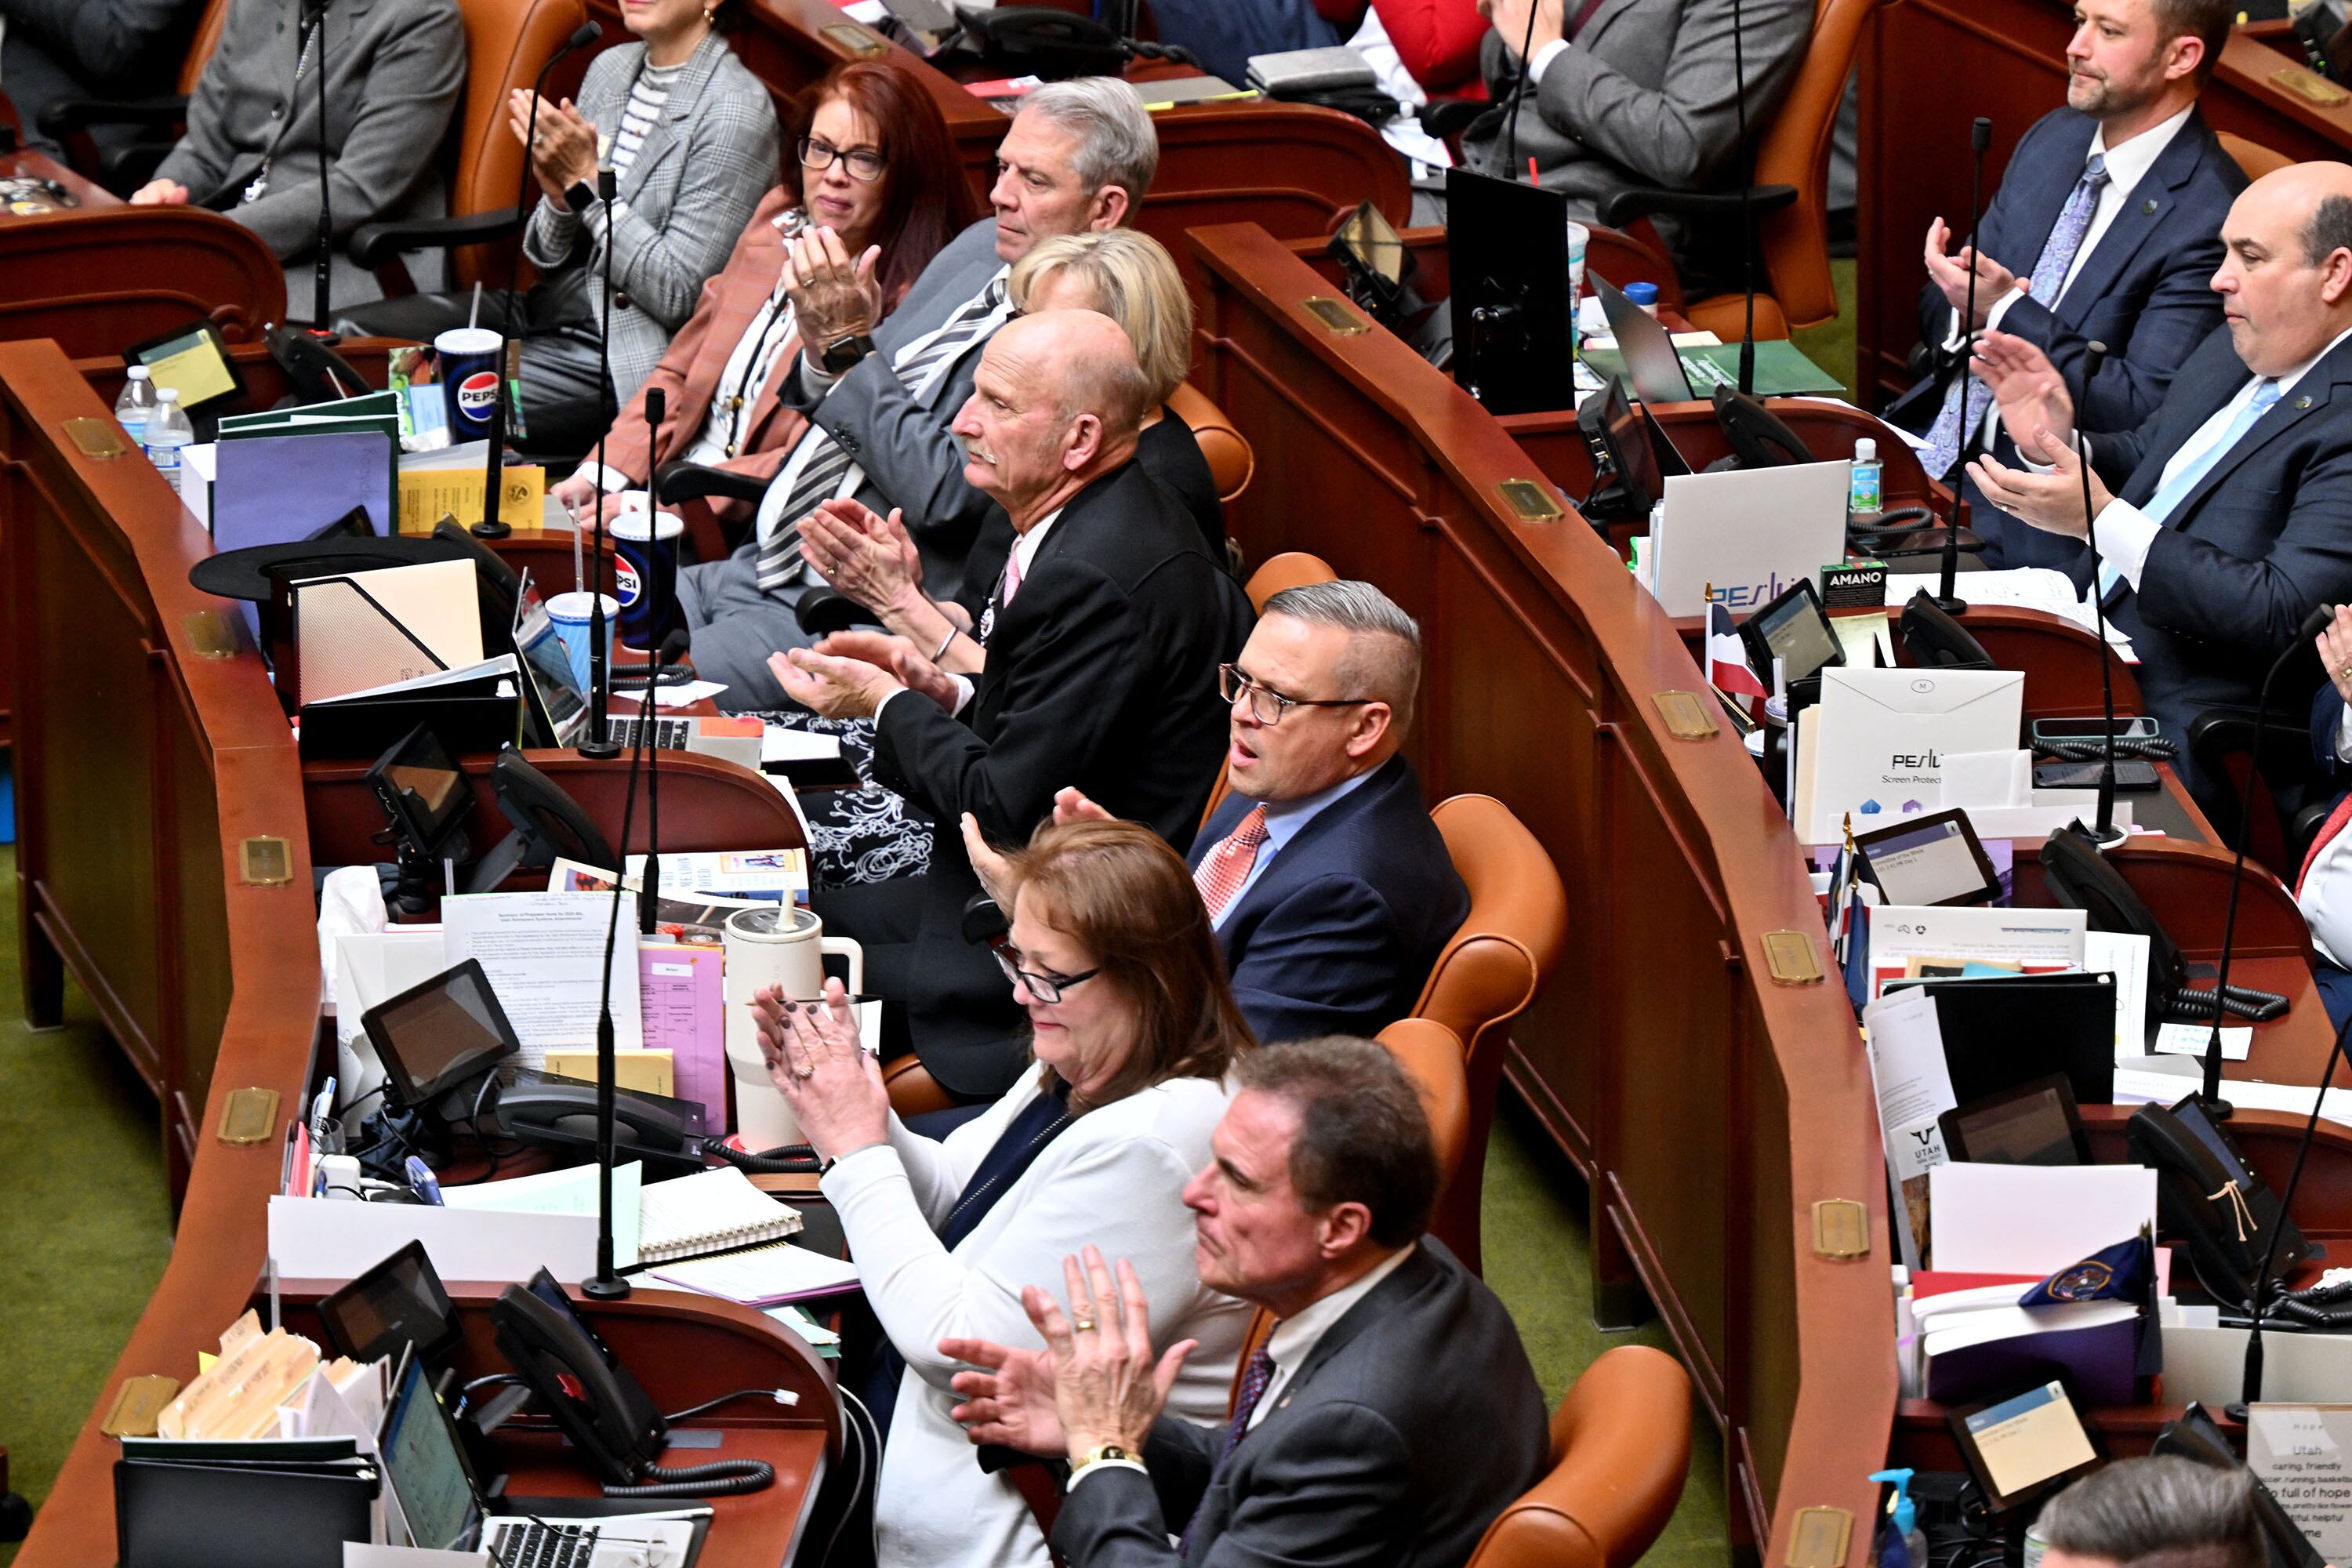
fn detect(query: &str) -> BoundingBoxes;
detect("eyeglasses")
[1218,663,1377,727]
[799,136,887,183]
[993,942,1100,1004]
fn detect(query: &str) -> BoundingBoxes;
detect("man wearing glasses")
[769,309,1253,1104]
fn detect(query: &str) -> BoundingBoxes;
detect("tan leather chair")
[1169,381,1257,504]
[1600,0,1895,339]
[181,0,231,90]
[1465,1345,1693,1568]
[1379,1017,1470,1189]
[2220,133,2295,181]
[1413,795,1568,1276]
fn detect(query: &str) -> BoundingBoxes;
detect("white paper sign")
[440,891,643,1062]
[2154,1022,2253,1061]
[2250,1405,2352,1562]
[1863,987,1958,1272]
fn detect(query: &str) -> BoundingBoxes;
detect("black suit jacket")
[1885,107,2241,572]
[1191,756,1468,1046]
[1054,1240,1550,1568]
[867,457,1254,1094]
[1,0,203,156]
[2096,325,2352,815]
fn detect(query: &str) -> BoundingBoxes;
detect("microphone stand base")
[2082,821,2131,851]
[1931,594,1969,616]
[470,520,514,540]
[580,1271,633,1301]
[2194,1091,2237,1121]
[576,737,624,760]
[2223,1399,2251,1423]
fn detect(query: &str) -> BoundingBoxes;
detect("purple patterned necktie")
[1922,152,2111,480]
[1175,1345,1276,1558]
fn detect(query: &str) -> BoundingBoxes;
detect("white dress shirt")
[1951,107,2192,448]
[873,506,1062,726]
[1207,768,1377,932]
[1246,1243,1418,1429]
[2298,712,2352,968]
[2085,324,2352,591]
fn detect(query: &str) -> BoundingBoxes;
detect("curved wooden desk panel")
[1188,221,1893,1561]
[0,208,287,358]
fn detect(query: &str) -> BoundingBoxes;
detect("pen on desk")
[405,1155,445,1205]
[310,1076,337,1155]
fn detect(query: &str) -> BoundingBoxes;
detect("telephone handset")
[1709,384,1813,469]
[2039,826,2288,1025]
[2154,1404,2328,1568]
[265,324,371,405]
[956,6,1127,76]
[2126,1097,2313,1309]
[495,1082,688,1150]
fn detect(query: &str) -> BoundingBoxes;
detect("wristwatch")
[818,332,876,376]
[1067,1444,1138,1490]
[564,178,596,214]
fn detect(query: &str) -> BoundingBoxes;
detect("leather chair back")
[1377,1016,1469,1187]
[2220,133,2295,181]
[1465,1345,1693,1568]
[180,0,232,93]
[1414,795,1567,1274]
[1742,0,1895,333]
[1195,551,1338,830]
[1169,381,1257,503]
[447,0,592,289]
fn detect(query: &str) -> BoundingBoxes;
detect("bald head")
[2209,162,2352,376]
[953,310,1150,528]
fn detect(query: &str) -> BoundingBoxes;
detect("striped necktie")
[754,276,1009,592]
[2095,379,2281,604]
[1921,154,2110,481]
[1175,1345,1277,1558]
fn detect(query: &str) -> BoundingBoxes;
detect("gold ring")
[793,1061,815,1080]
[1071,1316,1096,1333]
[2341,666,2351,682]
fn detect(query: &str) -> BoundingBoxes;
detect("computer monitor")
[1593,272,1697,406]
[1444,168,1574,416]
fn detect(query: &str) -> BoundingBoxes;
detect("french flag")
[1707,601,1767,708]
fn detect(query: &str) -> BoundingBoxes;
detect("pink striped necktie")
[1194,805,1269,920]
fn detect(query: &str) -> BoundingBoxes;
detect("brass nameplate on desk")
[1810,1199,1870,1260]
[218,1087,281,1145]
[1497,479,1563,521]
[1762,930,1824,985]
[1787,1506,1853,1568]
[62,416,129,459]
[183,610,240,660]
[239,836,292,886]
[2273,64,2351,104]
[1299,296,1368,336]
[102,1374,182,1436]
[821,21,887,56]
[1651,691,1719,739]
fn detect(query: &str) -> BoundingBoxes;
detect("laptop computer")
[378,1354,706,1568]
[514,597,690,753]
[1592,272,1699,407]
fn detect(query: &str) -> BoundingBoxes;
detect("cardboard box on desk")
[1646,459,1850,617]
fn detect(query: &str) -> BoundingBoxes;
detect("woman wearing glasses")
[550,60,982,537]
[753,819,1253,1568]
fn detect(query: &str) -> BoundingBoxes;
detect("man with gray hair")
[1033,580,1469,1044]
[677,76,1160,710]
[2038,1456,2266,1568]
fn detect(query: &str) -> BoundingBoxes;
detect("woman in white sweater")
[756,819,1254,1568]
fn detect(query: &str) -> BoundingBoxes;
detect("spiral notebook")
[637,1166,803,1264]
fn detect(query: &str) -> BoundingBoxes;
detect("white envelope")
[1799,666,2024,844]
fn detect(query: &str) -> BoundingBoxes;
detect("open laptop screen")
[1593,272,1697,406]
[515,600,588,748]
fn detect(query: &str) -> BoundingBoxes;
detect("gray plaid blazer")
[523,30,780,403]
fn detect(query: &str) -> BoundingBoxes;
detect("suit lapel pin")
[2299,395,2315,411]
[2141,198,2158,214]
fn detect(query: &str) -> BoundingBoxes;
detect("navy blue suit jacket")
[1188,755,1468,1047]
[1886,107,2242,571]
[2095,326,2352,817]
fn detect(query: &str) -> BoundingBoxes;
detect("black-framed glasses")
[799,136,887,183]
[993,942,1100,1004]
[1218,663,1377,726]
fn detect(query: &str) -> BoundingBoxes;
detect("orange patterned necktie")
[1194,804,1270,919]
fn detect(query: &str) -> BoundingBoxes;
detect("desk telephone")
[2128,1095,2321,1314]
[2038,826,2289,1028]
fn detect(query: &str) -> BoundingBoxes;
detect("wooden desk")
[1857,2,2352,411]
[2,146,118,213]
[1,335,831,1566]
[0,205,282,358]
[1190,218,1895,1562]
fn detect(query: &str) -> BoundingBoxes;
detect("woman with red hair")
[553,59,982,538]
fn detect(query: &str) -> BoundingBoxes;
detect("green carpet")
[1790,257,1863,404]
[0,844,175,1566]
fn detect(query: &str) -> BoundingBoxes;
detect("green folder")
[1581,339,1846,397]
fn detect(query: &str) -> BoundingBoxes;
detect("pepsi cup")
[610,500,685,652]
[434,326,503,442]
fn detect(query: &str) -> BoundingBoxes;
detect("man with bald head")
[775,310,1254,1098]
[1970,161,2352,817]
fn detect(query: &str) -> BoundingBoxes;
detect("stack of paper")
[397,441,546,536]
[650,1239,858,1305]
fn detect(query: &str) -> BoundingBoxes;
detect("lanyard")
[721,290,796,459]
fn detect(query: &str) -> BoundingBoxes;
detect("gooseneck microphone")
[1935,116,1995,617]
[2236,1004,2352,1411]
[2074,340,2127,848]
[476,19,602,540]
[306,0,333,328]
[1503,0,1540,180]
[580,165,623,760]
[2200,600,2336,1116]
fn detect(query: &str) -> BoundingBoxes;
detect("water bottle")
[115,365,158,448]
[1850,437,1883,517]
[144,387,193,478]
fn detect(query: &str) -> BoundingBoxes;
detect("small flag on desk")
[1706,601,1767,713]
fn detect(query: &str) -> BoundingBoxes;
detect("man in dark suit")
[1970,162,2352,824]
[942,1036,1551,1568]
[772,310,1253,1099]
[1885,0,2241,571]
[2,0,205,158]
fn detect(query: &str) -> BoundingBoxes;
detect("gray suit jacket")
[1053,1240,1551,1568]
[523,32,779,405]
[772,215,1011,604]
[1463,0,1811,274]
[1,0,204,155]
[153,0,466,308]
